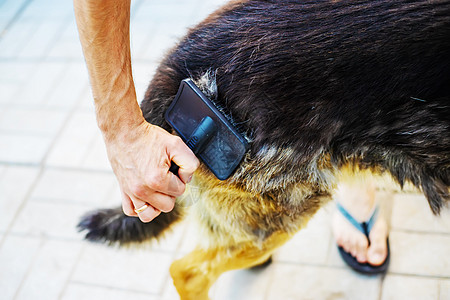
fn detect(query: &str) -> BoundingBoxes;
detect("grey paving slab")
[19,0,73,20]
[47,18,85,60]
[16,18,69,59]
[266,264,381,300]
[0,0,29,32]
[13,61,67,107]
[79,132,113,172]
[45,111,101,169]
[391,193,450,233]
[212,265,275,300]
[61,283,159,300]
[0,235,41,300]
[0,18,37,58]
[14,239,82,300]
[0,133,52,164]
[44,62,89,109]
[10,199,88,240]
[0,166,39,231]
[0,107,68,136]
[132,61,158,103]
[72,243,173,295]
[30,168,116,205]
[389,231,450,277]
[440,280,450,300]
[381,274,441,300]
[274,205,332,266]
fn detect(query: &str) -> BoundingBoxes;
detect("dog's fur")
[78,0,450,299]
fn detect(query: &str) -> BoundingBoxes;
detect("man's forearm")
[74,0,143,140]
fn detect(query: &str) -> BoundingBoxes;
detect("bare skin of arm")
[73,0,199,222]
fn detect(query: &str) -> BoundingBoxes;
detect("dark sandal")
[336,202,390,275]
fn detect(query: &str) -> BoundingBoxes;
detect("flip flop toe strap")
[336,202,379,240]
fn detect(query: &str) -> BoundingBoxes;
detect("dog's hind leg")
[169,231,292,300]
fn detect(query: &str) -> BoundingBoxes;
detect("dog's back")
[141,0,450,213]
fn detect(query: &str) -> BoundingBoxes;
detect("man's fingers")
[131,198,161,223]
[122,192,137,216]
[169,136,200,184]
[135,191,176,213]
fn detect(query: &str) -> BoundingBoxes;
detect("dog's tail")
[77,205,183,246]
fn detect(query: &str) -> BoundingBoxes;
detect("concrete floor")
[0,0,449,299]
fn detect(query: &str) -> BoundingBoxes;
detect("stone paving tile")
[61,283,159,300]
[440,280,450,300]
[0,166,39,231]
[16,18,69,59]
[0,0,28,32]
[211,265,275,300]
[44,62,89,109]
[266,264,381,300]
[274,205,332,266]
[0,62,37,104]
[30,168,116,205]
[389,231,450,277]
[14,239,82,300]
[0,107,68,136]
[381,274,441,300]
[10,200,88,240]
[47,18,85,60]
[79,132,112,172]
[0,18,37,58]
[19,0,73,20]
[132,61,159,103]
[13,61,67,107]
[391,193,450,233]
[72,243,173,294]
[0,133,52,164]
[0,235,42,300]
[45,111,100,169]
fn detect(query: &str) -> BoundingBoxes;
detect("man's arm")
[73,0,199,222]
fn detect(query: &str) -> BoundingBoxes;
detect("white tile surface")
[0,166,39,230]
[0,133,52,164]
[30,168,116,205]
[0,235,41,300]
[389,231,450,277]
[16,19,68,59]
[10,200,88,240]
[61,283,159,300]
[0,107,68,136]
[45,111,99,168]
[274,206,332,265]
[15,240,82,300]
[381,275,439,300]
[72,243,173,294]
[14,61,67,106]
[391,193,450,233]
[266,264,381,300]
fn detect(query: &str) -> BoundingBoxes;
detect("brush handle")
[169,161,180,176]
[169,116,217,178]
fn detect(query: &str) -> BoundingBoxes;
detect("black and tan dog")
[79,0,450,299]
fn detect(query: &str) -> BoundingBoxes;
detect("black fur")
[77,206,183,245]
[142,0,450,213]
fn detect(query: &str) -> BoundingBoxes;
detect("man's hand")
[73,0,199,222]
[105,121,199,222]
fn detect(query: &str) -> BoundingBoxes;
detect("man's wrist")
[96,94,146,142]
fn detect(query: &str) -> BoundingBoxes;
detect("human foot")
[332,183,389,273]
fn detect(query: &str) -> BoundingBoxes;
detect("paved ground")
[0,0,449,299]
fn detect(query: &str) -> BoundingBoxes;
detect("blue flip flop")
[336,202,390,275]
